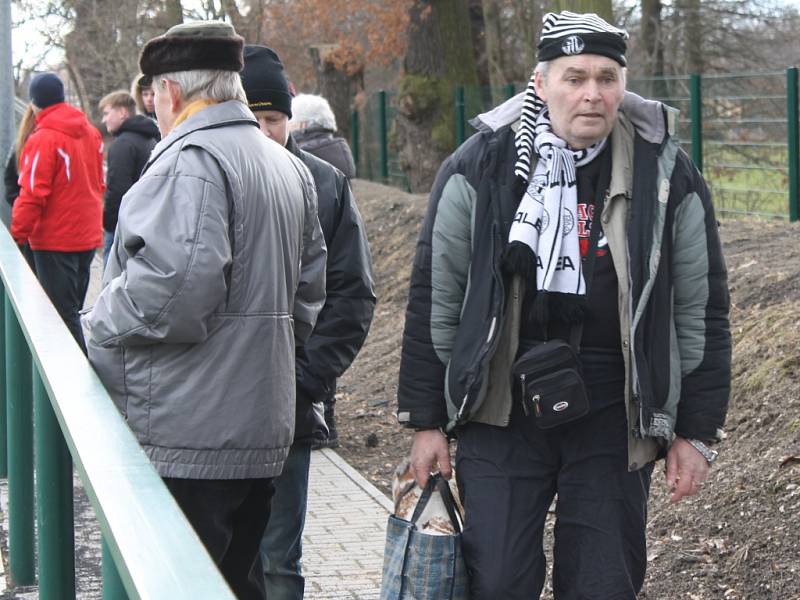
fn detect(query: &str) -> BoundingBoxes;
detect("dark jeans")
[32,249,95,354]
[164,478,275,600]
[456,401,653,600]
[259,443,312,600]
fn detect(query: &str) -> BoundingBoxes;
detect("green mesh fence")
[355,72,798,220]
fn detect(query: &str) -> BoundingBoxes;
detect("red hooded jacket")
[12,102,104,251]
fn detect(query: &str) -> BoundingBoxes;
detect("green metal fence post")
[787,67,799,222]
[351,109,360,177]
[690,73,703,172]
[0,285,6,479]
[455,86,466,146]
[378,90,389,181]
[504,83,516,100]
[35,366,75,600]
[5,296,35,585]
[103,538,129,600]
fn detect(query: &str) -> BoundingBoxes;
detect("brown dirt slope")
[337,180,800,599]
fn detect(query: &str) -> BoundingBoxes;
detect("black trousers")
[164,478,275,600]
[456,401,653,600]
[32,249,94,354]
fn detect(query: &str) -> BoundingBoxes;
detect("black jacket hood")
[115,114,160,140]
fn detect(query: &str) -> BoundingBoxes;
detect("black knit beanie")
[29,73,65,109]
[536,11,628,67]
[240,45,293,118]
[140,21,244,76]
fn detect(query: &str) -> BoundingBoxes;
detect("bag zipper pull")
[532,393,542,417]
[520,374,529,416]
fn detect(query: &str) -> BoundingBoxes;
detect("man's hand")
[409,428,452,489]
[665,436,710,503]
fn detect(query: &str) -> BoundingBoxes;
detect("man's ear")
[166,80,183,113]
[533,70,547,102]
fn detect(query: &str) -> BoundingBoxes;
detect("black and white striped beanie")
[514,11,628,183]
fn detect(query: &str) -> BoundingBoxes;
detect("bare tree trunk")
[641,0,667,97]
[482,0,507,104]
[309,45,364,144]
[395,0,479,192]
[551,0,614,22]
[682,0,704,74]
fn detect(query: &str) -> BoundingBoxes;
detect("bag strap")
[435,476,463,534]
[408,474,464,534]
[409,476,437,524]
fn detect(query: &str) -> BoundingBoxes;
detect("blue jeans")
[102,230,114,270]
[260,442,312,600]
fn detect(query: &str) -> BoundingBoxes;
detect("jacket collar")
[471,89,677,145]
[146,100,258,169]
[609,112,634,200]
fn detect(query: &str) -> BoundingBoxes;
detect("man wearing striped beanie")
[398,11,730,598]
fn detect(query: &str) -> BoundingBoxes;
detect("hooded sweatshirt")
[12,102,104,251]
[103,114,160,233]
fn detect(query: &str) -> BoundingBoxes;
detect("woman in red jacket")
[12,73,104,352]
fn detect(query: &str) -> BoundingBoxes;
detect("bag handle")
[408,474,463,534]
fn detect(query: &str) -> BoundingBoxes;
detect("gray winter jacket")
[83,101,327,479]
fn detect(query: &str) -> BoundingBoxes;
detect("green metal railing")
[0,224,235,599]
[352,69,800,221]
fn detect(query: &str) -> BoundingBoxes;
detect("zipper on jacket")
[456,222,506,423]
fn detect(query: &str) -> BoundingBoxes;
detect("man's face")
[141,87,155,113]
[101,105,129,134]
[534,54,625,149]
[253,110,289,146]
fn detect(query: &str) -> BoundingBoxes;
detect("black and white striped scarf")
[508,11,626,303]
[509,110,606,296]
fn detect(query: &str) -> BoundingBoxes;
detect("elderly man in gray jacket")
[82,22,326,600]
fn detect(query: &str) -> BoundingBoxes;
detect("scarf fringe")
[502,241,537,281]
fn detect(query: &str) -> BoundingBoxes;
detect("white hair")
[290,93,337,131]
[156,69,247,104]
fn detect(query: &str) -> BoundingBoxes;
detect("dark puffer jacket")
[287,135,375,443]
[103,115,160,233]
[292,127,356,180]
[397,92,731,470]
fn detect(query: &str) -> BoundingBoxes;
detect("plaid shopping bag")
[379,474,469,600]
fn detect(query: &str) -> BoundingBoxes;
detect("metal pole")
[0,284,6,478]
[350,109,359,178]
[378,90,388,181]
[690,73,703,173]
[787,67,799,222]
[102,538,129,600]
[455,86,466,147]
[35,366,75,600]
[505,83,516,100]
[0,0,13,168]
[5,295,35,585]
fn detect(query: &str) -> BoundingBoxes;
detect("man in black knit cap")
[241,44,375,600]
[398,11,731,599]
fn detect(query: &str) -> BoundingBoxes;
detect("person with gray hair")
[398,10,730,598]
[82,21,326,600]
[290,93,356,179]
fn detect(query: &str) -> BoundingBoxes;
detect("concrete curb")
[317,448,393,514]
